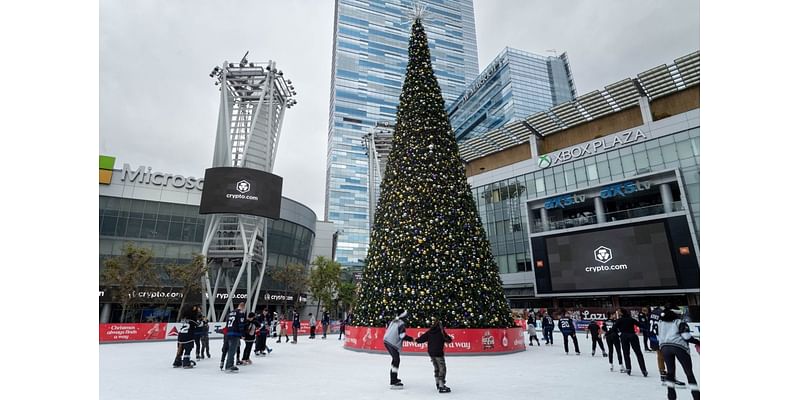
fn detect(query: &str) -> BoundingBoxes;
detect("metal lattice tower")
[362,122,394,228]
[201,53,297,321]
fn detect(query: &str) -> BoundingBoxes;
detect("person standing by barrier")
[309,313,317,339]
[658,305,700,400]
[558,311,580,355]
[613,308,648,377]
[603,310,623,372]
[322,309,330,339]
[586,318,607,357]
[292,311,300,344]
[383,310,415,389]
[542,311,555,345]
[338,315,348,340]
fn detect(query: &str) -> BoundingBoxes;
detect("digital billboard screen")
[199,167,282,219]
[539,222,680,292]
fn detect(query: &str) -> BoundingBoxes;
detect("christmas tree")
[352,16,514,329]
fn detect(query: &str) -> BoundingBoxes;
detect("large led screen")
[544,222,679,292]
[199,167,282,219]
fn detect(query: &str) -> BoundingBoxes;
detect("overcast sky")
[99,0,699,220]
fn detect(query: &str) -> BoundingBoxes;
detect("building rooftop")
[457,51,699,162]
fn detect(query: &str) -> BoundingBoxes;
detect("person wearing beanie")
[240,312,259,365]
[383,310,415,389]
[657,304,700,400]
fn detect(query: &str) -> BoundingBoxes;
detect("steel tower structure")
[201,53,297,321]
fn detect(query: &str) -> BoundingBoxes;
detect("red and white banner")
[344,326,526,354]
[99,323,168,342]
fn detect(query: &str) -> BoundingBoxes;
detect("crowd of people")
[172,303,351,373]
[522,305,700,400]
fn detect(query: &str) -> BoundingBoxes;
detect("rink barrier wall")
[99,320,699,343]
[343,326,526,355]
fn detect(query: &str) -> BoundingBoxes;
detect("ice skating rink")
[100,334,699,399]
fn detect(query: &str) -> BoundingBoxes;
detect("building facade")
[448,47,576,142]
[99,160,317,323]
[461,52,700,316]
[326,0,479,266]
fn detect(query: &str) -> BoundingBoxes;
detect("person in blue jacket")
[223,302,246,373]
[558,310,580,355]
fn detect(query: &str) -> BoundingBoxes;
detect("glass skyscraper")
[448,47,577,141]
[326,0,479,266]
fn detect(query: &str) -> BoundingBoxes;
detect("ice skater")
[603,310,623,372]
[526,313,540,346]
[542,311,554,345]
[173,305,199,369]
[611,308,648,377]
[415,317,452,393]
[240,312,259,365]
[638,307,653,351]
[649,305,685,388]
[558,310,580,355]
[585,318,606,357]
[658,305,700,400]
[383,310,415,389]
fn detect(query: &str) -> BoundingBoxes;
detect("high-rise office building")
[448,47,577,142]
[326,0,479,266]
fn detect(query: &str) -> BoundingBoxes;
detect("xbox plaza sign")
[538,129,648,169]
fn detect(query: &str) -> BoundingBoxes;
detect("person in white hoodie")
[657,304,700,400]
[383,310,415,389]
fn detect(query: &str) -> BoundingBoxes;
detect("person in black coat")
[415,318,453,393]
[603,310,623,372]
[173,305,199,368]
[322,309,331,339]
[541,311,555,345]
[638,307,653,351]
[609,308,648,377]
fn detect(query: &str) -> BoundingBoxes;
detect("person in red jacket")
[415,317,453,393]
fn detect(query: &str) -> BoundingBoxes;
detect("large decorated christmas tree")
[352,16,514,329]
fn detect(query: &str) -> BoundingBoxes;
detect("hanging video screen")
[540,222,679,292]
[199,167,282,219]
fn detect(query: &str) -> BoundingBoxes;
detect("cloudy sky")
[100,0,699,220]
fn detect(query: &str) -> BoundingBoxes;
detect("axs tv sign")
[199,167,282,219]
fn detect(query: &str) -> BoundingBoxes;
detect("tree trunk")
[121,304,127,323]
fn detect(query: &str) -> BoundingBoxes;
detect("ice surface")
[100,334,699,399]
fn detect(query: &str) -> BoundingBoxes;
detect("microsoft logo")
[99,155,116,184]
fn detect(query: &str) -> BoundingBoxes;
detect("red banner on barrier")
[344,326,526,354]
[99,323,167,342]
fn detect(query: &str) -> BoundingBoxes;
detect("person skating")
[558,311,580,355]
[658,304,700,400]
[383,310,416,389]
[199,315,211,359]
[602,310,623,372]
[586,318,607,357]
[526,313,540,346]
[255,309,273,356]
[193,307,205,360]
[610,308,648,377]
[292,311,301,343]
[322,309,330,339]
[650,305,685,388]
[222,302,246,373]
[240,312,259,365]
[415,317,453,393]
[309,313,317,339]
[173,305,199,369]
[638,307,653,351]
[542,311,555,345]
[338,315,348,340]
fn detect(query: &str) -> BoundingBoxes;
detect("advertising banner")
[99,323,167,342]
[344,326,526,354]
[199,167,282,219]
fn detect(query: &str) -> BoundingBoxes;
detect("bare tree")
[272,263,309,313]
[165,254,208,320]
[101,243,162,322]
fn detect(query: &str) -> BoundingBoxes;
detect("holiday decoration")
[351,16,514,329]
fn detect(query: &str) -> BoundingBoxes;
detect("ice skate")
[225,366,239,373]
[602,352,608,357]
[267,348,273,354]
[390,382,404,390]
[609,365,614,372]
[438,385,451,393]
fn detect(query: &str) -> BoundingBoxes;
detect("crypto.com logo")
[594,246,613,263]
[236,180,251,194]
